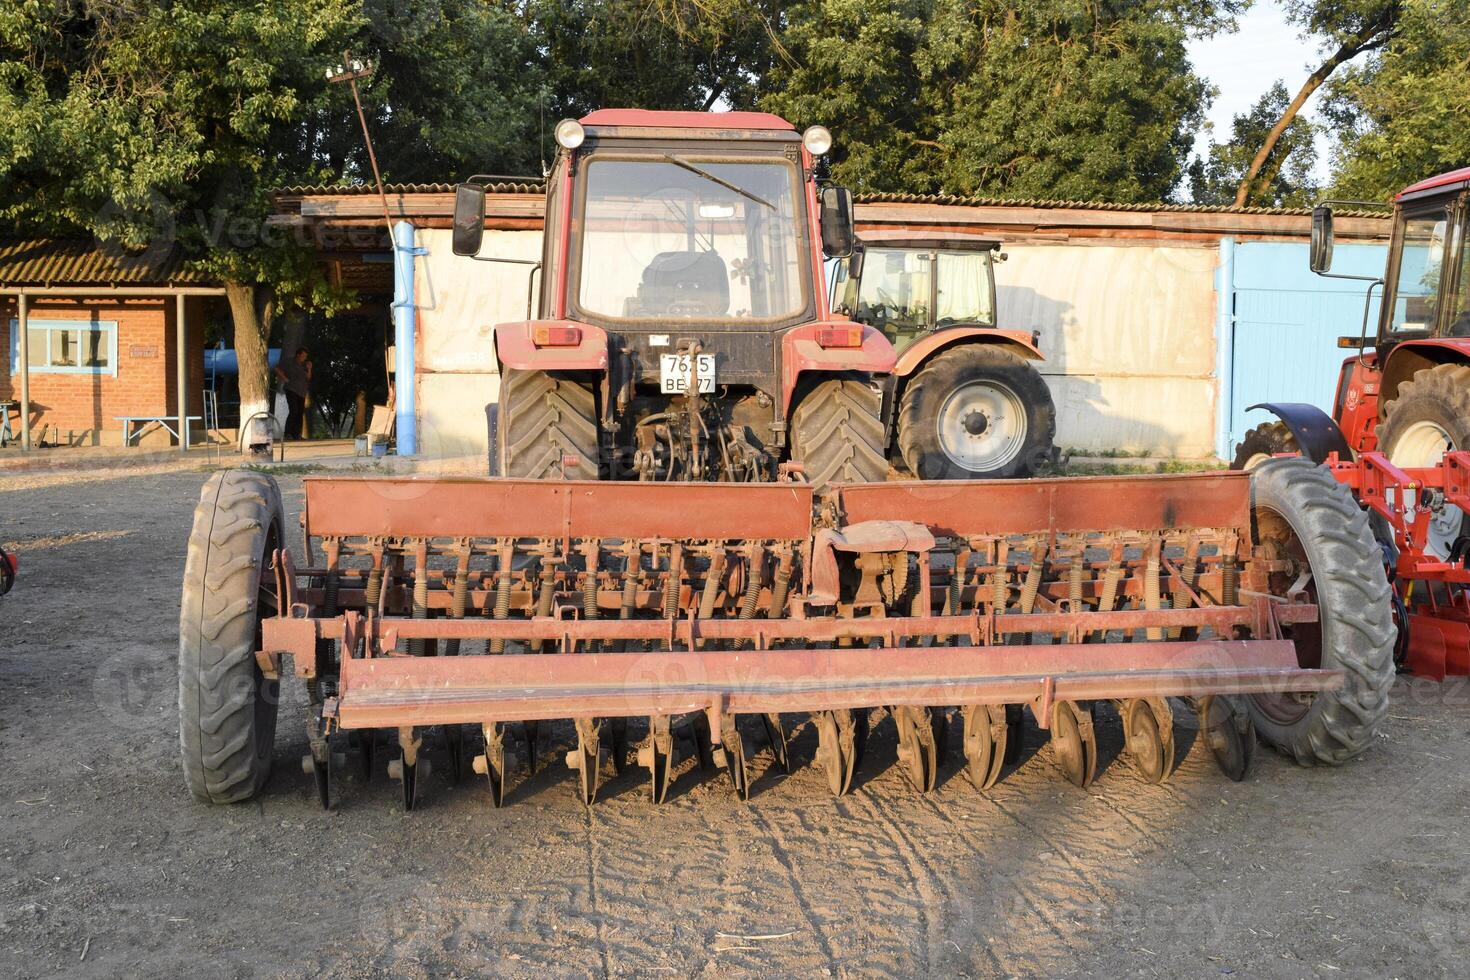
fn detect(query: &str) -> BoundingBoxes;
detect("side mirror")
[451,182,486,257]
[1310,205,1334,274]
[819,185,857,258]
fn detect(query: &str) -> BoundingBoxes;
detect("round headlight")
[802,125,833,156]
[554,118,586,150]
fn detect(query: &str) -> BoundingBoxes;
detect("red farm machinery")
[179,111,1396,811]
[1236,166,1470,679]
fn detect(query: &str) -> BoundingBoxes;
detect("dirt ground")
[3,467,1469,979]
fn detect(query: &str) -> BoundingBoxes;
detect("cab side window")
[1389,208,1451,334]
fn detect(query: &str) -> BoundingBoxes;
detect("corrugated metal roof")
[0,239,212,286]
[852,191,1388,218]
[272,180,1387,219]
[274,179,546,196]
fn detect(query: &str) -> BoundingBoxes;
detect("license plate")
[659,353,716,394]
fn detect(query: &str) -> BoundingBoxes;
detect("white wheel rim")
[1388,419,1463,558]
[936,380,1027,473]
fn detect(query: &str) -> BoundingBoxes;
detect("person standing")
[275,346,313,440]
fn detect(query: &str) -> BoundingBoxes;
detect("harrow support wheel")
[893,706,945,792]
[1198,695,1256,782]
[1049,701,1097,788]
[961,704,1009,790]
[761,713,790,773]
[813,709,862,796]
[179,470,285,805]
[638,715,676,803]
[473,722,510,808]
[1120,697,1175,783]
[1246,459,1395,765]
[568,718,603,805]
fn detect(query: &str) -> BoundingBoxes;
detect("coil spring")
[489,551,515,655]
[443,568,469,657]
[1144,549,1162,641]
[364,567,383,611]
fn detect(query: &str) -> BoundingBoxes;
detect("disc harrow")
[234,470,1366,811]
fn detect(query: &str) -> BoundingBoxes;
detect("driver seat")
[629,251,729,316]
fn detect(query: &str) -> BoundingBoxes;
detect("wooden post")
[176,293,188,451]
[17,292,30,451]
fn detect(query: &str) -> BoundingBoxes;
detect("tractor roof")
[579,109,795,131]
[1397,166,1470,201]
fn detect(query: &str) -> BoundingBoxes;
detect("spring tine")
[489,538,516,655]
[696,542,727,648]
[1168,536,1201,640]
[409,540,429,656]
[1091,542,1125,642]
[1145,537,1163,641]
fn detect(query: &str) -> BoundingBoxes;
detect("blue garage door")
[1226,241,1385,453]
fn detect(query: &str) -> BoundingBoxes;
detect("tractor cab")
[832,237,1002,353]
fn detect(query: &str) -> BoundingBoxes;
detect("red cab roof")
[1397,166,1470,200]
[579,109,795,131]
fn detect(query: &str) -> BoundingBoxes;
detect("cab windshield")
[1388,206,1455,334]
[576,156,809,322]
[849,248,994,346]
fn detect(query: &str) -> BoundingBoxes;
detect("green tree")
[1231,0,1399,206]
[1189,81,1319,206]
[762,0,1241,203]
[1324,0,1470,199]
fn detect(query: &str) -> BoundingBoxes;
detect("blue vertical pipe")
[392,220,417,455]
[1214,236,1236,462]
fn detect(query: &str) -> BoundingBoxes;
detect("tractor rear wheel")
[1376,363,1470,557]
[790,377,888,487]
[1231,421,1299,470]
[497,369,600,479]
[179,470,285,803]
[1245,458,1395,766]
[897,345,1055,479]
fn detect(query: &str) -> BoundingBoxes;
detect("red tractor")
[453,110,895,487]
[1236,166,1470,676]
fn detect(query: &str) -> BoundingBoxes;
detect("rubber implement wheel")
[789,377,888,488]
[1377,363,1470,558]
[1247,458,1396,765]
[1231,421,1299,471]
[897,345,1055,479]
[497,368,600,480]
[179,470,286,804]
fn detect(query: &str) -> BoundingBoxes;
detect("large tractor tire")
[790,377,888,487]
[179,470,285,803]
[497,369,600,480]
[1246,458,1395,766]
[1232,421,1300,470]
[1376,363,1470,557]
[897,345,1055,479]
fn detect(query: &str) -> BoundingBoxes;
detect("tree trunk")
[224,281,276,449]
[1233,6,1400,208]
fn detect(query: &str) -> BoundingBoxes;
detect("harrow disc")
[638,716,676,803]
[474,722,510,808]
[1049,701,1097,788]
[718,716,752,800]
[1199,695,1256,782]
[569,718,603,806]
[962,704,1009,790]
[1120,697,1175,783]
[814,709,861,796]
[894,705,945,792]
[445,724,468,784]
[761,713,790,773]
[609,718,630,776]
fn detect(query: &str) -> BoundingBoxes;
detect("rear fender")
[894,327,1043,377]
[1245,402,1353,464]
[781,323,896,413]
[495,320,609,372]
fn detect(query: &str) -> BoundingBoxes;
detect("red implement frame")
[263,472,1337,730]
[1329,450,1470,678]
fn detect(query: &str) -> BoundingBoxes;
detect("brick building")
[0,239,225,448]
